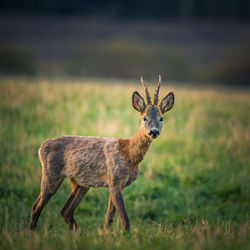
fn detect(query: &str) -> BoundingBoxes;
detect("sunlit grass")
[0,77,249,249]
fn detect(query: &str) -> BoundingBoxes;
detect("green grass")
[0,77,249,249]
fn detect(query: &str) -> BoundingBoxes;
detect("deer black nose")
[149,129,160,138]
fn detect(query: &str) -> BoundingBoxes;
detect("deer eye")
[143,117,148,122]
[159,117,163,122]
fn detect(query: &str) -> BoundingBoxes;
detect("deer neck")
[118,126,153,167]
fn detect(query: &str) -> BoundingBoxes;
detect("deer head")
[132,75,174,139]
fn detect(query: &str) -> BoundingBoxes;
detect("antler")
[153,74,162,105]
[141,76,152,105]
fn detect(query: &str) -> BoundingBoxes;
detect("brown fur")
[29,78,174,232]
[118,127,152,168]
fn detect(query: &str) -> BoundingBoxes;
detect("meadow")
[0,77,249,249]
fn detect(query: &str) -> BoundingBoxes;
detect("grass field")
[0,77,249,249]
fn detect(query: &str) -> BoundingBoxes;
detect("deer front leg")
[109,187,130,232]
[104,195,116,229]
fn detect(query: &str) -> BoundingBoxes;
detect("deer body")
[29,76,174,232]
[39,129,150,190]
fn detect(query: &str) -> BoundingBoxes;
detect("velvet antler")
[141,76,152,105]
[153,74,161,105]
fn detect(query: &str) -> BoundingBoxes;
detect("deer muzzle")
[149,129,160,139]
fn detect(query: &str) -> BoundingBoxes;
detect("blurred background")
[0,0,250,85]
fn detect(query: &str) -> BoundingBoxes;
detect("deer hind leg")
[61,182,89,231]
[61,180,78,217]
[29,176,64,231]
[104,195,116,229]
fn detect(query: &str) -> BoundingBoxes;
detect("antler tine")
[141,76,152,105]
[154,74,162,105]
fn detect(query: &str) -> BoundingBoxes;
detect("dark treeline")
[1,0,250,20]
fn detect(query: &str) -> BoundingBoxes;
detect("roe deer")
[29,75,174,232]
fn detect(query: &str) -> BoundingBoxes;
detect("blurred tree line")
[1,0,250,20]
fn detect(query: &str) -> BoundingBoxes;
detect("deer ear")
[159,92,174,114]
[132,91,146,113]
